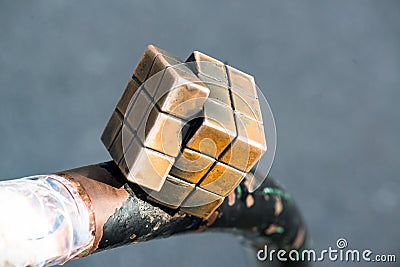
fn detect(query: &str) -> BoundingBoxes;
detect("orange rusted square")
[226,65,258,98]
[125,89,152,133]
[147,175,195,209]
[220,112,267,172]
[231,89,263,122]
[186,99,236,159]
[136,106,187,158]
[199,162,245,197]
[151,66,209,120]
[186,51,228,85]
[133,45,182,83]
[206,82,231,108]
[181,187,224,219]
[170,148,215,184]
[124,137,174,192]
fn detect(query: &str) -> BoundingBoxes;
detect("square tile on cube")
[226,65,258,98]
[186,51,228,85]
[124,137,174,191]
[136,106,188,158]
[220,112,267,172]
[116,78,141,116]
[101,110,123,150]
[170,148,215,184]
[199,162,245,197]
[152,66,209,120]
[181,187,224,219]
[186,99,237,159]
[147,175,195,209]
[125,89,153,133]
[133,45,182,83]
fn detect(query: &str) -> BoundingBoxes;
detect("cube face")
[102,110,123,150]
[199,162,245,197]
[220,113,266,172]
[207,82,231,107]
[187,51,228,85]
[133,45,182,83]
[231,89,263,123]
[170,148,215,184]
[148,52,181,79]
[117,79,140,116]
[153,67,209,120]
[124,138,174,192]
[226,65,258,98]
[147,175,195,209]
[109,128,124,164]
[186,99,237,159]
[102,45,267,219]
[125,89,152,133]
[180,187,224,219]
[138,106,187,158]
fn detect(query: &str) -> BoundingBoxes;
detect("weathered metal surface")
[138,106,187,158]
[116,79,141,116]
[180,187,224,219]
[101,45,267,219]
[186,51,229,85]
[185,99,237,159]
[133,45,181,83]
[101,110,123,150]
[199,162,246,197]
[123,137,174,191]
[170,148,214,184]
[226,65,258,98]
[147,175,195,209]
[152,66,209,119]
[220,112,267,172]
[125,89,152,132]
[57,161,306,259]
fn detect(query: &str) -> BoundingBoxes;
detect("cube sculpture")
[102,45,266,219]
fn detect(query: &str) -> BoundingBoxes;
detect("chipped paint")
[274,196,283,216]
[52,161,306,260]
[228,191,236,206]
[265,224,284,235]
[246,194,254,208]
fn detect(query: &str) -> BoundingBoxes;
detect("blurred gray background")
[0,1,399,266]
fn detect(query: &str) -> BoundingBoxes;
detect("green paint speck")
[262,187,291,200]
[236,185,242,197]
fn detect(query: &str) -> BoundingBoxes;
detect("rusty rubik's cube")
[101,45,266,219]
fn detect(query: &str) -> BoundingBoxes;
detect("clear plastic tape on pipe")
[0,175,94,267]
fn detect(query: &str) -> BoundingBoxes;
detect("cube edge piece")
[180,187,225,219]
[126,144,175,192]
[134,44,183,83]
[101,110,123,151]
[186,51,228,85]
[147,175,195,209]
[199,162,246,197]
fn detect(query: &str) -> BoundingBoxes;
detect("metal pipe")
[0,161,307,266]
